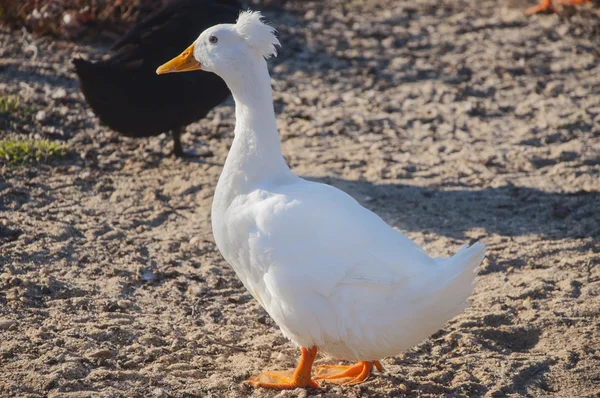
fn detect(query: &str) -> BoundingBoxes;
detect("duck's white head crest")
[234,10,280,60]
[156,10,279,78]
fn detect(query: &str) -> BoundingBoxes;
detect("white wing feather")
[249,181,432,292]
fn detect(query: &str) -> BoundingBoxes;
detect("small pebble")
[104,230,125,241]
[276,352,288,362]
[88,349,115,359]
[139,335,165,346]
[117,299,131,310]
[35,110,46,121]
[171,338,184,350]
[0,320,17,330]
[215,356,227,364]
[5,290,18,301]
[52,88,67,99]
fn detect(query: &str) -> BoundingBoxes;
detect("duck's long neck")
[220,57,292,188]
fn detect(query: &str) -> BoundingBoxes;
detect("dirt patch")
[1,0,599,397]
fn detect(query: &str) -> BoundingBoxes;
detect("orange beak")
[156,43,201,75]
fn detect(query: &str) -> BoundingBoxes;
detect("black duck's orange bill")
[156,43,201,74]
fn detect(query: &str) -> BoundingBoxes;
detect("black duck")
[73,0,240,157]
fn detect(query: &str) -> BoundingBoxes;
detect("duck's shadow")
[308,175,598,245]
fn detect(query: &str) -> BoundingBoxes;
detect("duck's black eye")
[209,35,218,44]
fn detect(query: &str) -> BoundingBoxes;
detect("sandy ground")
[1,0,600,397]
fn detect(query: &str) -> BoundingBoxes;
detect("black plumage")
[73,0,240,157]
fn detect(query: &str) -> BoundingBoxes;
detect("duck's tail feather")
[435,241,485,310]
[440,241,486,285]
[412,242,485,335]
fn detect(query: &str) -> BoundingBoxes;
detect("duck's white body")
[210,40,485,361]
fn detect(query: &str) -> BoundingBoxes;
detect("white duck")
[157,11,486,389]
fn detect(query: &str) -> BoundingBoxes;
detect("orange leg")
[526,0,590,15]
[314,360,384,385]
[526,0,555,14]
[244,346,320,389]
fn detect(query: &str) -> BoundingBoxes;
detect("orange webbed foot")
[526,0,591,15]
[244,346,320,389]
[314,360,384,385]
[245,370,320,389]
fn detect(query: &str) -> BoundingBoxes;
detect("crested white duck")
[157,11,486,389]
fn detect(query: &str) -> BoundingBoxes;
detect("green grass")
[0,95,36,117]
[0,138,67,164]
[0,95,21,113]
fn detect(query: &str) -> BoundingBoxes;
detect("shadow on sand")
[309,176,599,242]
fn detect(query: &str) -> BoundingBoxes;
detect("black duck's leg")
[172,128,184,157]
